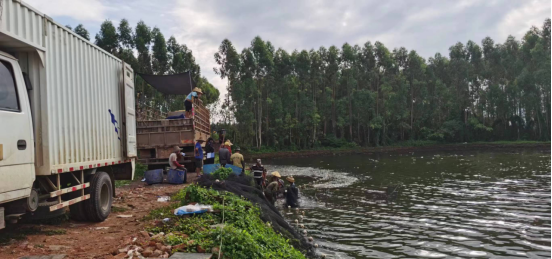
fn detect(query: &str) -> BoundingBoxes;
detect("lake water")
[263,149,551,259]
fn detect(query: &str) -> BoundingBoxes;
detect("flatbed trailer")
[136,99,210,171]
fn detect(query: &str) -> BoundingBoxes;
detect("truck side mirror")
[22,72,33,91]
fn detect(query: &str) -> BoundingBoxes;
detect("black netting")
[197,174,316,257]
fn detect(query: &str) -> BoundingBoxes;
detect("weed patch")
[146,184,305,258]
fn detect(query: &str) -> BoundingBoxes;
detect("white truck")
[0,0,137,228]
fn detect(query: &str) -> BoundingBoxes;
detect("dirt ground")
[0,175,196,259]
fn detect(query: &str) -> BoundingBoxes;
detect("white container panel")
[2,0,133,175]
[0,0,44,49]
[42,21,125,174]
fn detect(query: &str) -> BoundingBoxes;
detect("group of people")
[170,87,299,207]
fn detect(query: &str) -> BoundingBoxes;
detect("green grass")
[145,184,306,258]
[115,162,147,187]
[468,140,550,145]
[243,140,549,155]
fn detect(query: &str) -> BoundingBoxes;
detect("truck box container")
[0,0,136,224]
[0,0,137,176]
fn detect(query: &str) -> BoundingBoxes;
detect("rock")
[156,243,163,250]
[173,243,187,251]
[118,246,131,254]
[21,255,69,259]
[48,245,71,251]
[152,249,163,257]
[196,245,206,253]
[308,237,313,242]
[18,241,29,249]
[162,252,169,258]
[168,252,213,259]
[209,224,225,229]
[211,247,220,254]
[140,231,150,238]
[151,233,164,240]
[162,245,171,253]
[142,247,154,257]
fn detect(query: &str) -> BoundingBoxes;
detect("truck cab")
[0,51,35,215]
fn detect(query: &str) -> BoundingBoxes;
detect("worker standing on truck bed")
[185,87,203,118]
[169,146,186,170]
[230,147,245,174]
[195,139,205,175]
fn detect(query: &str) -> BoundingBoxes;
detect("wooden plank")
[49,194,90,212]
[49,183,90,198]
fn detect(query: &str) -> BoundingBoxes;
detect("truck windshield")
[0,60,20,111]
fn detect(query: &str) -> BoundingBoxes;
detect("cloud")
[24,0,109,22]
[498,0,551,40]
[27,0,551,106]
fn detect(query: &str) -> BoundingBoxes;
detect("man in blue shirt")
[185,88,203,118]
[194,139,205,175]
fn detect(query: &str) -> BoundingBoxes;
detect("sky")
[25,0,551,99]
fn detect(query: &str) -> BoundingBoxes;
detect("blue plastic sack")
[167,169,186,184]
[144,169,163,185]
[174,204,213,216]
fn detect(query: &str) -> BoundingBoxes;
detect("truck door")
[0,54,34,203]
[123,63,137,158]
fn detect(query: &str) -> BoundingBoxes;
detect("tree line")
[66,21,220,120]
[213,19,551,149]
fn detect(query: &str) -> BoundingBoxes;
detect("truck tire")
[69,200,88,221]
[84,171,113,222]
[23,200,66,221]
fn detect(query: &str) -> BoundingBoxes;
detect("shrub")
[148,185,305,258]
[211,167,233,180]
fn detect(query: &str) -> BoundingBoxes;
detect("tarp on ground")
[203,164,243,175]
[137,72,197,95]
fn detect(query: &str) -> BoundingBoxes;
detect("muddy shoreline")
[244,143,550,160]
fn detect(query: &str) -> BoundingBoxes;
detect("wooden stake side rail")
[49,194,90,212]
[49,183,90,197]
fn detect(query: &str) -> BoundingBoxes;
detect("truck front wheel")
[84,171,113,222]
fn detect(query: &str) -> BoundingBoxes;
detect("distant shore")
[243,141,550,160]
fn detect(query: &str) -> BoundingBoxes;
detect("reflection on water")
[264,150,551,258]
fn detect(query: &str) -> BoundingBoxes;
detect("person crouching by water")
[169,146,185,170]
[218,143,231,168]
[230,147,245,174]
[285,176,299,208]
[264,172,282,205]
[204,138,215,165]
[194,139,205,176]
[250,159,267,189]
